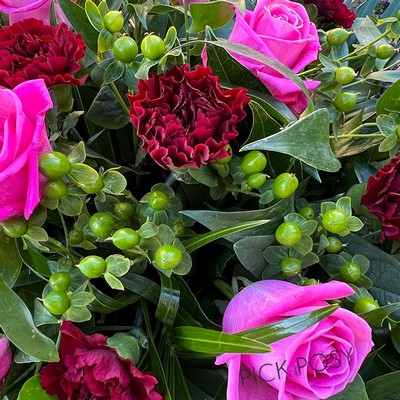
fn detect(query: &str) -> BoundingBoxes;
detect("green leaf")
[377,80,400,115]
[188,1,235,33]
[240,305,338,343]
[85,0,103,31]
[155,274,180,328]
[346,216,364,232]
[58,0,98,52]
[376,114,396,136]
[292,235,313,256]
[107,333,141,363]
[86,85,130,129]
[17,375,57,400]
[59,195,85,217]
[104,60,125,84]
[365,372,400,398]
[0,276,59,362]
[67,141,86,164]
[105,254,131,277]
[0,230,22,287]
[359,302,400,327]
[98,28,115,53]
[242,109,340,172]
[181,197,294,242]
[329,374,368,400]
[188,166,218,187]
[169,326,271,356]
[183,219,269,254]
[367,70,400,83]
[102,170,127,194]
[68,163,99,184]
[104,272,124,290]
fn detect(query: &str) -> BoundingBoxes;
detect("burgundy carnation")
[40,321,163,400]
[361,156,400,242]
[128,64,250,169]
[0,18,86,89]
[304,0,357,28]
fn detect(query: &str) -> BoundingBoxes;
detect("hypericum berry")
[275,222,302,246]
[339,262,361,283]
[155,244,183,270]
[113,36,139,63]
[322,209,347,234]
[325,236,343,253]
[112,228,140,250]
[302,278,318,286]
[354,297,379,314]
[299,206,315,220]
[1,217,28,238]
[272,173,298,199]
[114,202,135,220]
[326,28,350,46]
[77,255,106,278]
[334,92,358,113]
[89,212,115,239]
[39,151,71,178]
[281,257,302,278]
[376,43,395,59]
[335,66,356,85]
[81,176,103,194]
[141,34,166,60]
[247,173,267,189]
[43,178,68,199]
[68,229,84,245]
[148,191,169,210]
[43,291,70,316]
[240,151,267,175]
[49,271,71,292]
[103,10,124,33]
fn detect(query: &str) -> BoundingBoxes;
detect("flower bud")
[326,28,350,46]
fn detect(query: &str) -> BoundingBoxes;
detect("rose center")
[265,4,304,29]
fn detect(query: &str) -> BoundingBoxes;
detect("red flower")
[361,156,400,242]
[0,18,86,89]
[304,0,356,28]
[128,64,250,169]
[40,321,163,400]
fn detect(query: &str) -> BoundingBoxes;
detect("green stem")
[339,122,379,137]
[213,279,234,300]
[109,82,130,115]
[183,0,190,65]
[58,209,70,250]
[339,28,392,62]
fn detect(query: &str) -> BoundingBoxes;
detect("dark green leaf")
[188,1,235,33]
[365,371,400,399]
[58,0,98,52]
[104,61,125,84]
[329,374,368,399]
[377,80,400,115]
[156,274,180,328]
[0,277,59,362]
[241,109,341,172]
[17,375,57,400]
[0,231,22,287]
[360,302,400,327]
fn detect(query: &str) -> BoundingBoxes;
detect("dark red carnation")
[128,64,250,169]
[40,321,163,400]
[0,18,86,88]
[304,0,356,28]
[361,156,400,242]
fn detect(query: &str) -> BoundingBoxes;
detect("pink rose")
[228,0,321,115]
[0,0,74,25]
[215,280,373,400]
[0,335,12,387]
[0,79,52,221]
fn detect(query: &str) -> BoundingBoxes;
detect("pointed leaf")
[241,109,340,172]
[155,274,180,328]
[17,375,57,400]
[0,277,59,362]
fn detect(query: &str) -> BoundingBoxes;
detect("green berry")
[114,202,135,220]
[322,209,347,234]
[113,36,138,63]
[1,217,27,238]
[299,206,315,220]
[272,173,298,199]
[334,92,358,113]
[39,152,71,179]
[326,28,350,46]
[281,257,302,278]
[141,34,166,60]
[339,262,361,283]
[325,236,343,253]
[354,297,379,314]
[49,271,71,292]
[275,222,302,246]
[43,291,70,316]
[43,178,68,199]
[376,44,395,59]
[112,228,140,250]
[103,10,124,33]
[155,244,183,270]
[240,151,267,175]
[89,212,115,239]
[148,191,169,210]
[247,173,267,189]
[78,255,106,278]
[335,66,356,85]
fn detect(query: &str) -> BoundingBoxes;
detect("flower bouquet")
[0,0,400,398]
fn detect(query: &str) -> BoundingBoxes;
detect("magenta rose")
[215,280,373,400]
[0,335,12,387]
[361,156,400,242]
[228,0,321,116]
[0,18,86,89]
[128,64,250,169]
[304,0,357,29]
[0,79,52,222]
[0,0,74,25]
[40,321,163,400]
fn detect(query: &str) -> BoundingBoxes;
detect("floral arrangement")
[0,0,400,399]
